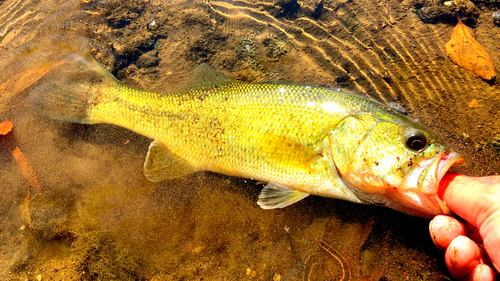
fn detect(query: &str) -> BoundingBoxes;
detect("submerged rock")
[414,0,479,23]
[493,10,500,26]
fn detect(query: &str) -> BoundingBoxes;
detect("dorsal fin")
[387,102,407,115]
[181,63,237,91]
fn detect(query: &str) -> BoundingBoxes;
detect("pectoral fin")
[257,183,310,209]
[143,140,198,182]
[258,133,321,173]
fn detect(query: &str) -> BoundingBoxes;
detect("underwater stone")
[416,0,479,23]
[147,20,158,31]
[493,11,500,26]
[491,134,500,150]
[417,6,440,22]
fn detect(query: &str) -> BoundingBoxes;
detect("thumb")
[439,173,500,271]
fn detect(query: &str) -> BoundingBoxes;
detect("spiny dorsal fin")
[143,140,198,182]
[257,183,310,209]
[387,102,407,115]
[182,63,237,91]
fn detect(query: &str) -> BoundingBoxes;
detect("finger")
[445,236,481,279]
[439,173,500,271]
[480,212,500,272]
[429,215,467,250]
[462,264,496,281]
[438,174,492,225]
[474,176,500,185]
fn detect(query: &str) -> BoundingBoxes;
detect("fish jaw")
[417,152,465,195]
[383,189,452,217]
[388,151,465,217]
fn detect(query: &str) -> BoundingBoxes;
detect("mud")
[1,0,500,280]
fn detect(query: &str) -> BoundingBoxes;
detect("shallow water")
[1,0,500,280]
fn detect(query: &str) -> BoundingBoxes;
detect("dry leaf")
[11,146,42,193]
[0,60,67,101]
[1,120,42,193]
[0,120,13,135]
[445,18,496,80]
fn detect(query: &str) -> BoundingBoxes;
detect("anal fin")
[257,183,310,209]
[143,140,198,182]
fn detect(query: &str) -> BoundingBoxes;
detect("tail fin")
[0,35,118,124]
[28,51,118,124]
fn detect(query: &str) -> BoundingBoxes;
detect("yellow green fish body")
[32,57,464,217]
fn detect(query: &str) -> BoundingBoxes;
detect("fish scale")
[94,82,363,169]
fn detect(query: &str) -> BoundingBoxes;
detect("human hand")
[429,173,500,280]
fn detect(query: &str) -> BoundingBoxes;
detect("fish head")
[328,113,464,217]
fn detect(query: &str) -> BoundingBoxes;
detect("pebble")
[246,268,257,277]
[147,20,158,31]
[491,134,500,149]
[494,10,500,26]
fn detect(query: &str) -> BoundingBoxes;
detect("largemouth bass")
[29,52,464,217]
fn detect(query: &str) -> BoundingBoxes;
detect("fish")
[27,51,464,218]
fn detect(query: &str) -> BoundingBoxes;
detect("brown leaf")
[11,146,42,193]
[0,60,67,101]
[1,121,42,193]
[445,18,496,80]
[0,120,13,135]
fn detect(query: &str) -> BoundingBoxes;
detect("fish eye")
[405,130,427,151]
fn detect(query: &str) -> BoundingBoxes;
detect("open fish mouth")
[394,151,465,216]
[435,152,466,189]
[419,151,465,194]
[406,152,464,193]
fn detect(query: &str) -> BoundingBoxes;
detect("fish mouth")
[418,152,465,194]
[391,151,465,217]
